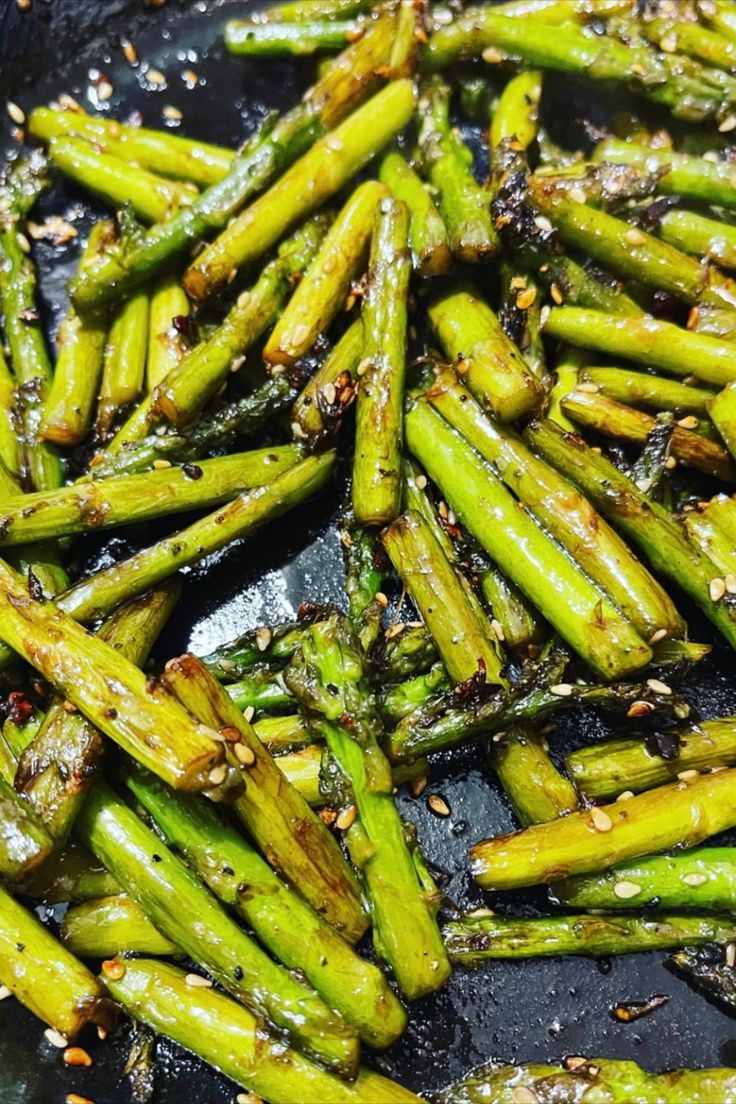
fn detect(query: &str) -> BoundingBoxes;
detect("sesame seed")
[590,807,613,832]
[375,591,389,608]
[335,804,357,830]
[7,101,25,125]
[236,1093,263,1104]
[490,618,505,641]
[66,1095,95,1104]
[146,67,167,87]
[101,959,126,981]
[625,228,647,246]
[385,622,405,640]
[635,476,653,493]
[16,231,30,253]
[710,577,727,602]
[534,216,553,234]
[185,972,213,988]
[152,458,172,469]
[255,626,272,651]
[613,880,641,899]
[516,286,536,310]
[415,474,427,490]
[564,1056,588,1070]
[550,283,564,304]
[677,415,699,430]
[616,790,634,802]
[44,1028,68,1048]
[122,38,138,65]
[513,1088,539,1104]
[664,456,677,470]
[569,186,587,204]
[683,872,707,886]
[96,80,114,102]
[627,700,654,718]
[719,114,736,133]
[550,683,573,697]
[411,775,428,797]
[467,907,495,918]
[727,943,736,968]
[243,706,255,723]
[649,628,668,644]
[208,764,228,786]
[63,1047,93,1068]
[726,573,736,595]
[322,382,337,405]
[575,381,600,394]
[163,105,183,121]
[58,93,82,112]
[0,985,10,1000]
[481,47,505,64]
[428,794,450,817]
[182,69,199,88]
[646,678,672,695]
[233,743,255,767]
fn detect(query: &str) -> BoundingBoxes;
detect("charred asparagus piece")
[379,151,451,276]
[96,287,149,437]
[582,367,715,415]
[669,944,736,1017]
[490,726,577,827]
[146,273,191,390]
[595,137,736,210]
[225,19,359,56]
[61,895,179,957]
[292,318,362,444]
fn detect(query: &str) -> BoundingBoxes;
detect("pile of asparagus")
[3,0,736,1098]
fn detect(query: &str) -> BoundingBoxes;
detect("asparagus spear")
[525,418,736,649]
[659,208,736,270]
[0,776,54,880]
[553,847,736,912]
[48,137,197,222]
[0,882,115,1039]
[669,944,736,1016]
[353,196,411,526]
[0,154,63,492]
[406,398,652,680]
[123,760,406,1048]
[146,272,191,390]
[59,451,333,623]
[566,717,736,800]
[383,511,506,686]
[379,151,451,276]
[29,106,234,186]
[104,958,421,1104]
[292,318,362,444]
[40,221,112,446]
[426,368,684,641]
[422,10,733,123]
[645,15,736,71]
[491,726,577,827]
[163,652,367,943]
[444,911,736,965]
[91,372,297,479]
[69,10,403,310]
[265,182,385,367]
[184,80,415,303]
[562,388,735,482]
[480,568,544,655]
[62,895,179,957]
[0,558,223,789]
[225,19,359,56]
[225,669,296,713]
[431,1056,736,1104]
[543,306,736,387]
[13,584,181,842]
[595,137,736,209]
[0,447,299,545]
[254,712,312,751]
[77,781,359,1073]
[427,283,542,422]
[490,69,542,193]
[582,367,715,415]
[417,77,498,262]
[526,176,736,308]
[96,287,149,437]
[200,619,306,681]
[470,767,736,890]
[284,613,451,999]
[708,382,736,462]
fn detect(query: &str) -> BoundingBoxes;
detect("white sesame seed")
[428,794,450,817]
[616,790,635,802]
[677,769,699,781]
[411,775,428,797]
[185,972,213,988]
[533,216,553,233]
[590,807,613,832]
[322,382,337,405]
[646,678,672,695]
[44,1028,69,1048]
[677,415,699,430]
[208,764,227,786]
[683,872,707,886]
[575,381,600,394]
[635,476,653,493]
[0,985,10,1000]
[625,228,647,246]
[255,626,272,652]
[243,706,255,723]
[649,628,668,644]
[710,577,727,602]
[550,683,573,697]
[719,114,736,133]
[726,573,736,595]
[96,80,114,102]
[6,101,25,125]
[163,104,183,121]
[146,67,167,87]
[415,474,427,490]
[152,458,171,469]
[613,880,641,899]
[233,743,255,766]
[335,804,357,830]
[726,943,736,968]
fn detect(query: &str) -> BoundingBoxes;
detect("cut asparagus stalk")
[659,208,736,270]
[583,367,715,415]
[566,717,736,801]
[406,398,652,680]
[490,726,577,827]
[426,368,684,641]
[69,10,403,310]
[431,1056,736,1104]
[595,137,736,210]
[525,418,736,649]
[225,18,359,56]
[254,713,312,752]
[443,911,736,965]
[58,452,335,624]
[77,781,359,1074]
[480,568,544,655]
[427,283,542,422]
[292,317,362,444]
[29,106,234,186]
[499,265,546,381]
[41,221,112,446]
[526,175,736,308]
[0,558,223,789]
[200,620,306,681]
[561,388,735,482]
[422,10,733,123]
[48,137,197,222]
[0,776,54,880]
[552,847,736,912]
[0,882,115,1038]
[353,196,411,526]
[184,80,415,303]
[383,510,506,686]
[146,273,191,390]
[0,447,300,545]
[342,509,390,653]
[702,492,736,544]
[62,895,179,957]
[265,181,385,367]
[708,382,736,462]
[379,150,451,276]
[104,959,421,1104]
[417,77,498,262]
[163,652,367,944]
[543,306,736,387]
[547,345,587,432]
[684,509,736,577]
[470,767,736,890]
[284,613,451,999]
[96,287,149,437]
[13,583,181,842]
[644,15,736,71]
[490,69,542,193]
[123,761,406,1048]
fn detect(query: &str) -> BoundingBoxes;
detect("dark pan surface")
[1,1,736,1100]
